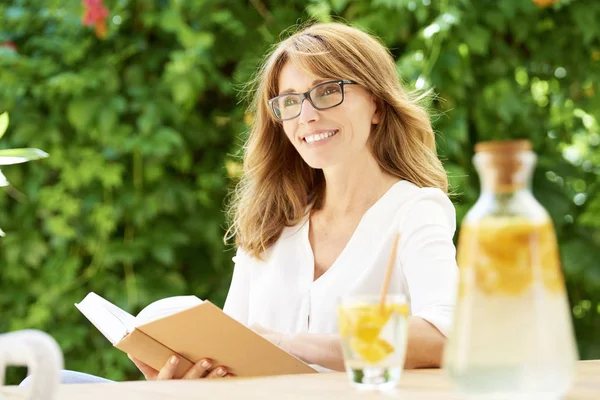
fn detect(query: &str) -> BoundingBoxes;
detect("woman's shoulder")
[232,246,253,265]
[234,218,307,265]
[391,180,453,208]
[390,180,456,231]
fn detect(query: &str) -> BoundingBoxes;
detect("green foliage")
[1,0,599,383]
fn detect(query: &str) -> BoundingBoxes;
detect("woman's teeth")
[304,130,337,144]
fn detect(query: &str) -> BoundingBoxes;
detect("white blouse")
[223,180,458,343]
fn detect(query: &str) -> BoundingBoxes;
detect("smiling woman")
[228,23,449,258]
[221,22,458,375]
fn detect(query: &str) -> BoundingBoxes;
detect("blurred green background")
[1,0,599,383]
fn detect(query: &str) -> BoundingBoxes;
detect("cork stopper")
[474,140,535,193]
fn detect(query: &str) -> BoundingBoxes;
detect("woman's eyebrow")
[279,79,328,95]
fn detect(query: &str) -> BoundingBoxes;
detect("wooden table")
[3,360,599,399]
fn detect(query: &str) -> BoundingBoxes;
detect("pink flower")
[0,41,17,51]
[82,0,110,38]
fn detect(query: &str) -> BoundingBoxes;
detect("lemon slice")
[350,337,395,363]
[338,308,351,338]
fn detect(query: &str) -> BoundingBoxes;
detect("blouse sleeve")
[398,188,459,337]
[222,248,252,326]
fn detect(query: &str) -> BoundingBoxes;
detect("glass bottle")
[444,140,578,399]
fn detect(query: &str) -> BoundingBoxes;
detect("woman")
[22,21,458,384]
[131,21,457,380]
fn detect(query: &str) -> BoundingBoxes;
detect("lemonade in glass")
[338,294,408,390]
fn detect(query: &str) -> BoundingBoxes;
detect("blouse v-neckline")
[303,180,406,285]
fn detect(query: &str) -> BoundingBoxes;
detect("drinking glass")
[338,294,408,390]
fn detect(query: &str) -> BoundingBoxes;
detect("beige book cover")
[75,292,316,378]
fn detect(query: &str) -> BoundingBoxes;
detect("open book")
[75,292,316,378]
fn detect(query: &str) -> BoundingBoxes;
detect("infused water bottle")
[444,140,578,399]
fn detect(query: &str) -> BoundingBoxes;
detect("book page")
[75,292,136,344]
[135,295,203,326]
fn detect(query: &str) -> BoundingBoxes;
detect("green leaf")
[0,148,48,165]
[0,169,8,187]
[171,78,196,107]
[0,112,8,139]
[67,98,102,132]
[464,25,491,55]
[331,0,349,13]
[579,195,600,229]
[306,2,332,22]
[151,245,175,266]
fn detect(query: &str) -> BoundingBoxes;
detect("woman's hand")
[251,326,345,371]
[250,324,289,351]
[128,354,233,380]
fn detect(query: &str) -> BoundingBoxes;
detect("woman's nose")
[297,98,320,125]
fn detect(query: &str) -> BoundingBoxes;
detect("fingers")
[249,323,268,334]
[182,358,212,379]
[157,355,180,380]
[260,333,282,347]
[205,365,229,379]
[128,354,159,380]
[128,354,233,381]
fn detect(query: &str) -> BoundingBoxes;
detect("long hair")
[226,22,448,259]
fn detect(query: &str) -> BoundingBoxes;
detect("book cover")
[75,293,316,378]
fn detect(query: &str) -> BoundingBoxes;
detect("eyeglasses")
[268,80,357,121]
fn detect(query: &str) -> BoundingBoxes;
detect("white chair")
[0,330,63,400]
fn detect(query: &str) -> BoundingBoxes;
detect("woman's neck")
[317,153,400,219]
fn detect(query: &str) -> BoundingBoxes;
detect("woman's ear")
[371,97,383,125]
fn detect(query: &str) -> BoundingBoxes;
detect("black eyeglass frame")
[268,79,357,121]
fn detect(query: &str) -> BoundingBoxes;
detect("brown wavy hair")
[226,22,448,259]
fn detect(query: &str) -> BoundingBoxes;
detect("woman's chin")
[302,157,337,170]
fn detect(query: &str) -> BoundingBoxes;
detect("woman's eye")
[321,86,340,96]
[283,97,299,107]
